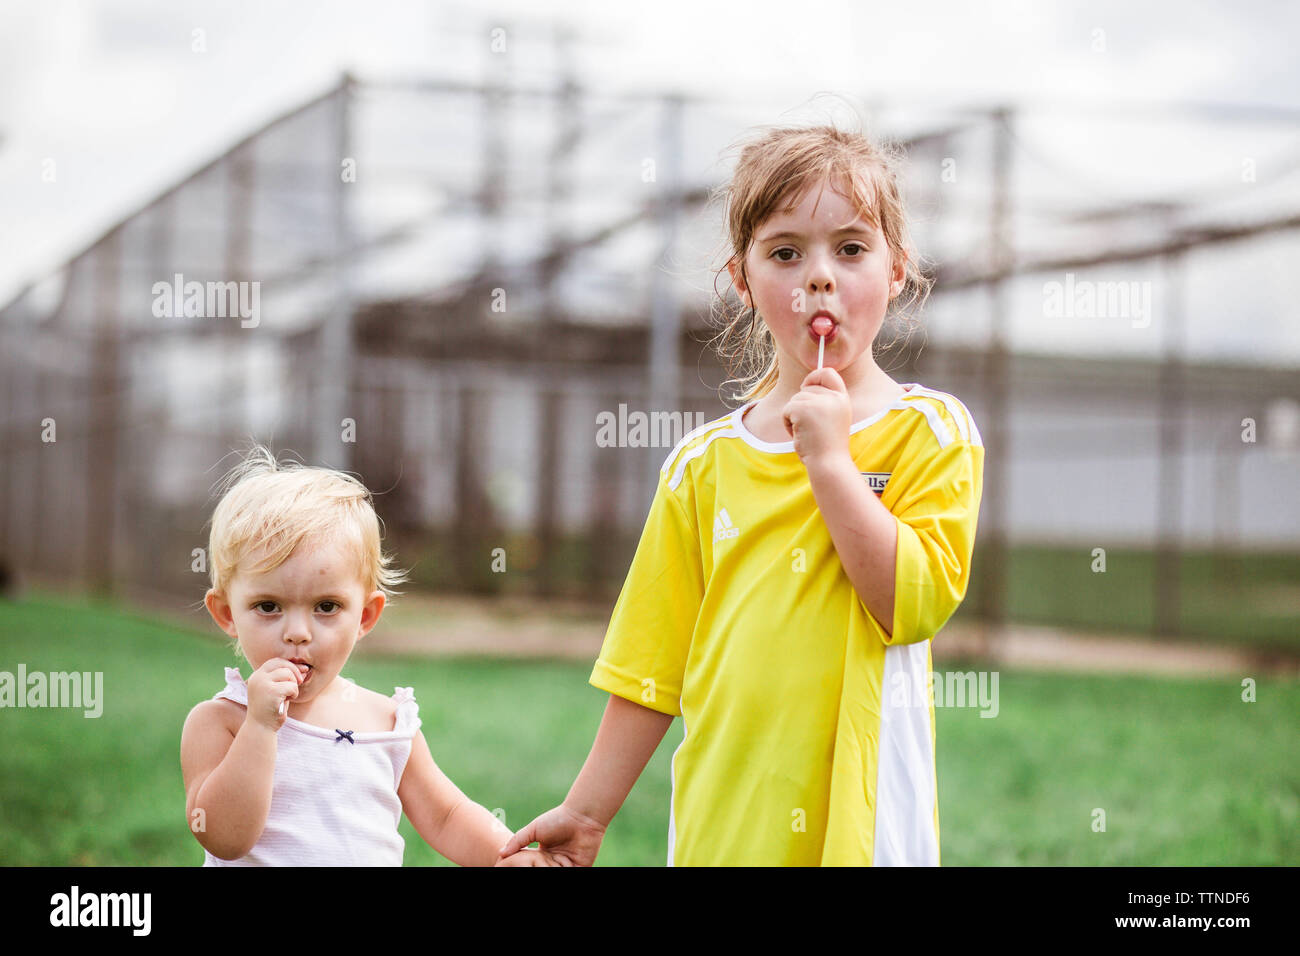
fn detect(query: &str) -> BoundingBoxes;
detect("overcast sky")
[2,0,1298,362]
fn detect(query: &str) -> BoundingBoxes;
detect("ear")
[726,256,751,309]
[204,588,238,639]
[357,590,387,639]
[889,252,907,299]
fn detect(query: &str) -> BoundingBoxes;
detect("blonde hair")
[710,123,931,402]
[205,444,408,601]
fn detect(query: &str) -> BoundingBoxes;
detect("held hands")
[245,658,304,731]
[495,803,607,867]
[781,366,853,468]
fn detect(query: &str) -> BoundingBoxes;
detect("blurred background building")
[1,12,1297,647]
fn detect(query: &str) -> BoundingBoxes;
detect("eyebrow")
[757,226,874,243]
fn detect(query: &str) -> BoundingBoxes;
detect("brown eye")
[254,602,277,613]
[318,601,339,613]
[772,248,796,262]
[842,243,865,256]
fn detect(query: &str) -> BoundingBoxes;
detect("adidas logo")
[713,508,740,543]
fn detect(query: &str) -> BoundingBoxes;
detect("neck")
[762,350,895,415]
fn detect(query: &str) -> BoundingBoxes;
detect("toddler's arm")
[497,693,673,865]
[398,729,513,867]
[180,658,302,860]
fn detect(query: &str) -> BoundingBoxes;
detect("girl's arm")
[804,451,898,636]
[181,701,280,860]
[181,658,304,859]
[398,729,513,867]
[497,693,673,865]
[783,367,898,635]
[566,693,674,823]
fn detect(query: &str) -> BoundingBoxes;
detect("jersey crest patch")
[861,472,891,496]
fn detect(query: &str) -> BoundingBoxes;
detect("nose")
[283,608,312,646]
[805,250,834,296]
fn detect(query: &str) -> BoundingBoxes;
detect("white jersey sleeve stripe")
[899,395,954,450]
[667,426,736,491]
[903,387,982,447]
[660,416,735,477]
[905,388,968,442]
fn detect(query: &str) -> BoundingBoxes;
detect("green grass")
[0,594,1296,865]
[980,544,1300,652]
[935,663,1299,865]
[398,532,1300,652]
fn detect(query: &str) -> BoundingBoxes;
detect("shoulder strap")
[392,686,422,736]
[213,666,249,706]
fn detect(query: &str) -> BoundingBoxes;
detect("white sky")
[2,0,1299,362]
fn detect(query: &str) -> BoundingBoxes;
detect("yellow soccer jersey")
[590,382,984,866]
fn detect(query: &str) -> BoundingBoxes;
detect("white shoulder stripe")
[902,398,953,449]
[667,426,736,491]
[660,415,734,477]
[903,388,968,442]
[902,388,982,448]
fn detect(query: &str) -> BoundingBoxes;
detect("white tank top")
[202,667,420,867]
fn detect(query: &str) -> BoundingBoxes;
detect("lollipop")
[277,662,308,717]
[811,315,834,369]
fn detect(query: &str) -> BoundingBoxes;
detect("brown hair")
[709,124,931,402]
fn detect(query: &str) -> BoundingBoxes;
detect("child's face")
[729,175,904,385]
[204,532,385,705]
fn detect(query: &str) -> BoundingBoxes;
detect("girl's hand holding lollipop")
[782,315,853,468]
[244,657,305,730]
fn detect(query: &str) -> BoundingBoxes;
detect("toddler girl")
[181,446,517,866]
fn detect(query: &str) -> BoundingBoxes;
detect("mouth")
[808,311,838,344]
[287,659,314,684]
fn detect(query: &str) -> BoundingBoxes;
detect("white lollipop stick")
[279,662,306,717]
[817,334,825,370]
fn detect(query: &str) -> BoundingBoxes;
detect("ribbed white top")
[202,667,420,867]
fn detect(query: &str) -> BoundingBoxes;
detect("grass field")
[399,536,1300,653]
[994,544,1300,652]
[0,592,1296,866]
